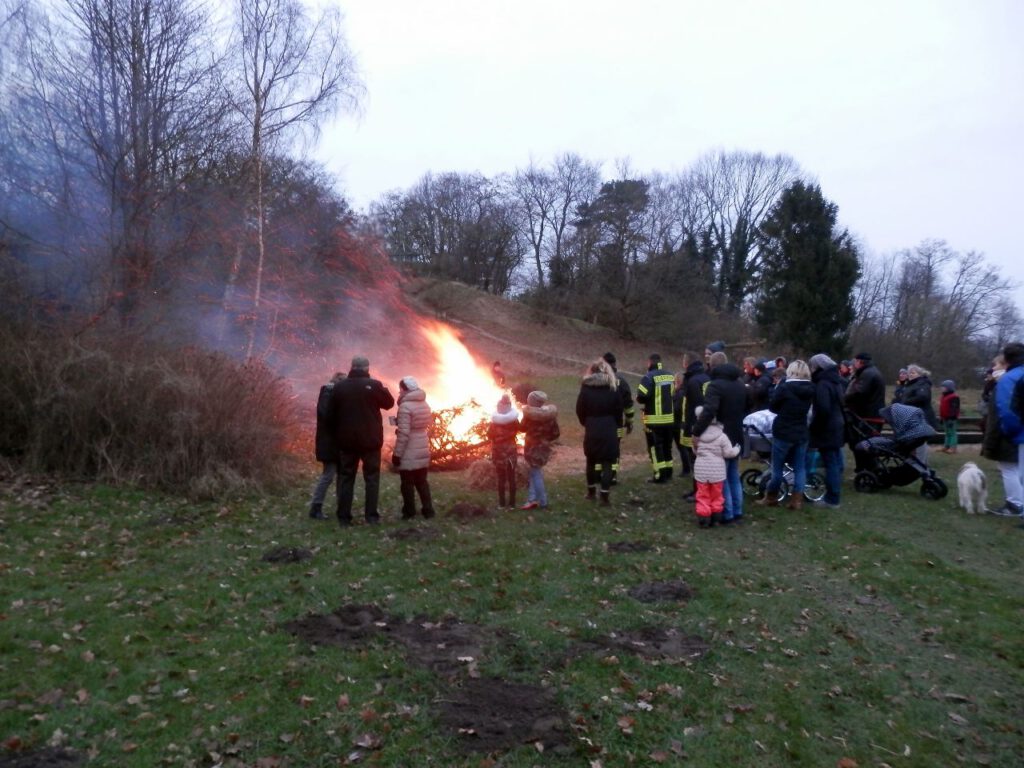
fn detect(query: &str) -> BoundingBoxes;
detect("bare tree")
[225,0,362,356]
[689,149,801,311]
[509,160,555,287]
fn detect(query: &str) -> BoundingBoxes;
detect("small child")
[488,393,520,508]
[520,391,560,510]
[692,405,741,527]
[939,379,960,454]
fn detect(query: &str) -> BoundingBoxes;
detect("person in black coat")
[693,351,748,522]
[308,372,346,520]
[325,355,395,526]
[747,361,773,412]
[844,352,886,472]
[680,352,710,501]
[808,354,846,507]
[757,360,815,509]
[576,359,624,506]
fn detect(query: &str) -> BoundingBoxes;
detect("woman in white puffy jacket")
[392,377,435,519]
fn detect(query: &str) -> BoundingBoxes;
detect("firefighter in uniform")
[601,352,635,483]
[636,353,676,483]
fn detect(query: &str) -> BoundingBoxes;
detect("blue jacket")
[996,364,1024,444]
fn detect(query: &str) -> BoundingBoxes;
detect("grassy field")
[2,377,1022,767]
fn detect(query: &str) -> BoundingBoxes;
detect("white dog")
[956,462,987,515]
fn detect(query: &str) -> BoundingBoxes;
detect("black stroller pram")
[847,403,948,500]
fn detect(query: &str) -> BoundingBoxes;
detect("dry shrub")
[0,324,300,495]
[465,457,529,490]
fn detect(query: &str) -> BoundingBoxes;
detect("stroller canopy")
[879,403,936,445]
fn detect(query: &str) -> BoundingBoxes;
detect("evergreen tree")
[755,181,861,358]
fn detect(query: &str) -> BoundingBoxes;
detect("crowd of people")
[307,341,1024,528]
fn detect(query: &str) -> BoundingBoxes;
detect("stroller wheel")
[854,471,880,493]
[804,473,827,502]
[920,477,948,500]
[741,468,765,498]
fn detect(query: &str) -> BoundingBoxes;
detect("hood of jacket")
[700,420,725,441]
[709,362,742,382]
[684,359,706,378]
[782,378,816,401]
[582,371,615,388]
[398,387,426,405]
[812,365,842,386]
[523,403,558,421]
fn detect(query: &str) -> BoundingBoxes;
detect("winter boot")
[585,485,597,501]
[755,491,779,508]
[710,512,723,527]
[697,516,709,528]
[785,492,804,511]
[599,490,611,506]
[309,502,326,520]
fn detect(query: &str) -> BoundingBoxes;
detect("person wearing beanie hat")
[392,376,435,519]
[844,351,887,472]
[489,393,521,508]
[520,390,560,510]
[326,355,395,527]
[939,379,961,454]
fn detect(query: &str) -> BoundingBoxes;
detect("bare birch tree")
[225,0,362,357]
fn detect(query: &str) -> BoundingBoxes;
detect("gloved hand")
[391,453,401,467]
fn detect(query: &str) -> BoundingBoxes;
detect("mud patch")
[283,604,389,646]
[0,748,81,767]
[261,546,313,563]
[388,526,440,542]
[448,501,490,520]
[436,678,570,755]
[390,617,498,677]
[628,580,693,603]
[607,540,653,553]
[573,627,709,661]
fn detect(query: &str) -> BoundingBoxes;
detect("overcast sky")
[315,0,1024,307]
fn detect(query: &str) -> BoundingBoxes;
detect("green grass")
[2,431,1022,766]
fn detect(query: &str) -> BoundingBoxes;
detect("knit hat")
[399,376,418,391]
[351,355,370,370]
[854,352,872,362]
[941,379,955,391]
[527,390,548,407]
[808,353,835,373]
[497,394,512,413]
[706,341,726,353]
[602,352,616,367]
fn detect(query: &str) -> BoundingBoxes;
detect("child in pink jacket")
[692,406,741,527]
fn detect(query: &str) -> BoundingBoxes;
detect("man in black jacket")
[844,352,886,472]
[326,355,395,526]
[693,350,748,522]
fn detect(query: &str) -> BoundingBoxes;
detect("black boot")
[599,490,610,506]
[710,512,723,527]
[585,485,597,501]
[309,502,326,520]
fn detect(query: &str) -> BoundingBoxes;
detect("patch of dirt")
[387,526,441,541]
[390,617,499,677]
[261,546,313,563]
[283,604,389,646]
[448,501,490,520]
[606,541,654,553]
[628,580,694,603]
[0,748,81,767]
[572,627,710,661]
[283,606,502,677]
[436,678,570,755]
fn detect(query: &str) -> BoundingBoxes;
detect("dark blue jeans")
[722,457,743,520]
[818,447,843,504]
[766,438,807,495]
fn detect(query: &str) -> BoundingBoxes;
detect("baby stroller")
[741,413,826,503]
[848,403,948,500]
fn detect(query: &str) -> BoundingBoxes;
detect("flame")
[416,321,512,443]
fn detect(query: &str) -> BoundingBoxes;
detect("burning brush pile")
[408,323,521,471]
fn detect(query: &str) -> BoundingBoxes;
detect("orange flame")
[415,320,516,444]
